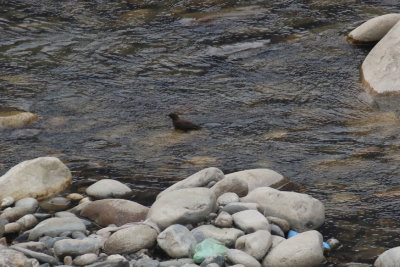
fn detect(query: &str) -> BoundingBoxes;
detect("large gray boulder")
[86,179,132,199]
[191,225,244,247]
[262,230,325,267]
[103,224,158,254]
[0,157,72,201]
[361,20,400,94]
[148,188,217,230]
[241,187,324,232]
[157,167,224,199]
[374,246,400,267]
[157,224,197,258]
[80,199,149,227]
[224,169,287,192]
[348,14,400,43]
[28,217,86,240]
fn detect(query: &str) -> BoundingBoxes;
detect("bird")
[168,113,201,131]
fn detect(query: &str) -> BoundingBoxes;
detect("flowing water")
[1,0,400,265]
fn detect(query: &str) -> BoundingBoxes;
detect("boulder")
[103,224,157,254]
[348,14,400,43]
[86,179,132,199]
[191,225,244,247]
[28,217,86,240]
[157,224,197,258]
[225,169,287,192]
[80,199,149,227]
[226,249,261,267]
[235,230,272,260]
[241,187,324,232]
[158,167,224,198]
[211,177,248,198]
[361,20,400,93]
[232,210,270,233]
[148,188,217,230]
[222,202,261,215]
[0,157,72,201]
[374,246,400,267]
[262,230,325,267]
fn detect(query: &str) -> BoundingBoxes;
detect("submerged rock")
[348,14,400,43]
[86,179,132,199]
[0,157,72,201]
[0,109,38,128]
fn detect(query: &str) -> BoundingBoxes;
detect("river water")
[1,0,400,265]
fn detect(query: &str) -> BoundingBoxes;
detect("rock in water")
[80,199,149,227]
[0,157,72,201]
[362,20,400,94]
[348,14,400,43]
[241,187,324,232]
[0,110,38,128]
[148,188,217,230]
[374,246,400,267]
[86,179,132,199]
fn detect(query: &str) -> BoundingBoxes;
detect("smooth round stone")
[211,177,248,198]
[270,224,284,237]
[4,222,21,234]
[104,224,158,255]
[64,256,73,265]
[55,211,77,218]
[40,197,71,212]
[226,249,261,267]
[73,253,99,266]
[86,179,132,199]
[375,246,400,267]
[266,216,290,233]
[200,255,225,267]
[16,214,38,230]
[232,210,270,233]
[0,110,38,128]
[157,224,197,258]
[191,225,244,247]
[67,193,84,201]
[214,211,233,228]
[28,217,86,241]
[135,258,160,267]
[15,198,38,213]
[224,169,288,192]
[107,254,127,261]
[222,202,261,215]
[270,235,285,250]
[327,238,340,250]
[217,193,239,206]
[235,230,271,260]
[0,207,30,222]
[54,237,101,258]
[1,196,15,208]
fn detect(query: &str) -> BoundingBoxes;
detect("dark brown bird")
[168,113,201,131]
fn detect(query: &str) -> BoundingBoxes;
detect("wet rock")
[4,222,21,234]
[10,246,58,265]
[157,167,224,199]
[225,169,288,192]
[73,253,99,266]
[0,157,72,201]
[348,14,400,43]
[81,199,149,227]
[226,249,261,267]
[266,216,290,233]
[207,40,268,58]
[157,224,197,258]
[1,196,15,208]
[216,193,239,206]
[362,20,400,93]
[148,188,217,230]
[159,258,195,266]
[54,237,101,258]
[40,197,71,212]
[241,187,325,232]
[327,238,340,250]
[191,225,244,247]
[0,207,30,222]
[0,110,38,128]
[222,202,261,214]
[235,230,271,260]
[262,230,325,267]
[15,198,39,213]
[211,177,248,198]
[232,210,270,233]
[86,179,132,199]
[104,224,158,255]
[214,211,233,228]
[28,217,86,240]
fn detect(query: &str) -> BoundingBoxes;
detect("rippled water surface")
[1,0,400,264]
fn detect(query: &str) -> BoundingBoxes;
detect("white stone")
[157,167,224,198]
[1,197,14,208]
[226,249,261,267]
[232,210,270,233]
[0,111,38,128]
[270,235,285,250]
[217,192,239,206]
[16,214,38,230]
[374,246,400,267]
[157,224,197,258]
[15,198,39,213]
[222,202,261,214]
[262,230,325,267]
[211,176,248,198]
[86,179,132,199]
[73,253,99,266]
[148,188,217,230]
[348,14,400,43]
[235,230,271,260]
[0,157,72,201]
[54,238,101,258]
[191,225,244,247]
[241,187,325,232]
[28,217,86,240]
[362,20,400,93]
[214,211,233,228]
[225,169,287,192]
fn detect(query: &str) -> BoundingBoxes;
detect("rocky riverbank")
[0,157,344,267]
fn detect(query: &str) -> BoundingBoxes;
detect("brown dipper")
[168,113,201,131]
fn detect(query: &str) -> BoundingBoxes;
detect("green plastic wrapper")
[193,238,228,264]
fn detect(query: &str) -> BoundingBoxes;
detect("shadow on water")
[1,0,400,264]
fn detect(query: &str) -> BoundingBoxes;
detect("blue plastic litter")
[287,230,331,249]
